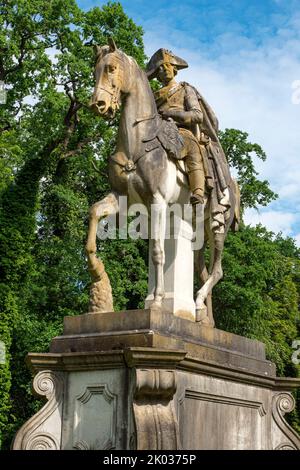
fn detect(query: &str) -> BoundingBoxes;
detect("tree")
[211,226,300,433]
[219,128,277,211]
[212,226,299,372]
[0,0,146,448]
[0,0,299,449]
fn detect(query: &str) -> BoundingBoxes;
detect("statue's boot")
[188,168,205,204]
[180,128,206,204]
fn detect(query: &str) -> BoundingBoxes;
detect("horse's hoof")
[196,306,213,327]
[196,305,207,321]
[150,301,162,312]
[197,317,213,327]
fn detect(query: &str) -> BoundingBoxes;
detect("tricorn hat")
[146,48,188,79]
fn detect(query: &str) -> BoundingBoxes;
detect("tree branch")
[4,36,27,77]
[61,135,99,159]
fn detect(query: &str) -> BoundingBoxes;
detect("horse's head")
[90,38,127,119]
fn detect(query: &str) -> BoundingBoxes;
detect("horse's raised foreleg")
[195,232,224,324]
[85,192,119,312]
[150,193,167,310]
[86,192,119,255]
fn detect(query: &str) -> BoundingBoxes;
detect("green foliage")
[0,130,23,195]
[219,128,278,210]
[0,0,146,448]
[212,225,300,432]
[213,225,299,375]
[0,0,299,450]
[101,236,148,311]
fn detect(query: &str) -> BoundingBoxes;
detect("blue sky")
[78,0,300,244]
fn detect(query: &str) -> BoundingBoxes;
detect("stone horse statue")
[87,39,239,326]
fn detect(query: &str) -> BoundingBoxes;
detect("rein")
[96,85,121,111]
[94,53,162,173]
[111,114,160,172]
[134,114,157,125]
[96,86,115,97]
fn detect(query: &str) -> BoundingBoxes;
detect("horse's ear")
[108,37,117,52]
[93,45,102,58]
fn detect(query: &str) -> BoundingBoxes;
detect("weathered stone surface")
[13,346,300,450]
[145,216,196,322]
[133,368,180,449]
[13,310,300,450]
[50,310,273,377]
[87,42,240,328]
[59,309,265,358]
[12,370,65,450]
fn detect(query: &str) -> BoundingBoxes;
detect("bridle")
[94,51,125,111]
[110,114,161,173]
[94,52,162,173]
[95,85,121,112]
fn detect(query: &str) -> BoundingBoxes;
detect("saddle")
[143,116,184,160]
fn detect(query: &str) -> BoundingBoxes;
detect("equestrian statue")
[86,39,240,327]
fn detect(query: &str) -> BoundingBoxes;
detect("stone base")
[13,310,300,450]
[145,210,197,321]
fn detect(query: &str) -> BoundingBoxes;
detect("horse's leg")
[195,242,215,327]
[150,193,167,310]
[86,192,119,255]
[195,231,224,319]
[85,192,119,313]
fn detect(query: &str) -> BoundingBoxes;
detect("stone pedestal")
[145,206,201,322]
[13,310,300,450]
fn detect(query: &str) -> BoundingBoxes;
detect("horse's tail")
[230,178,240,232]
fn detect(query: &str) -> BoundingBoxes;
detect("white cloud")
[294,233,300,247]
[143,10,300,241]
[244,208,296,236]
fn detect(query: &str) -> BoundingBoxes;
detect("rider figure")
[146,49,206,204]
[146,49,233,228]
